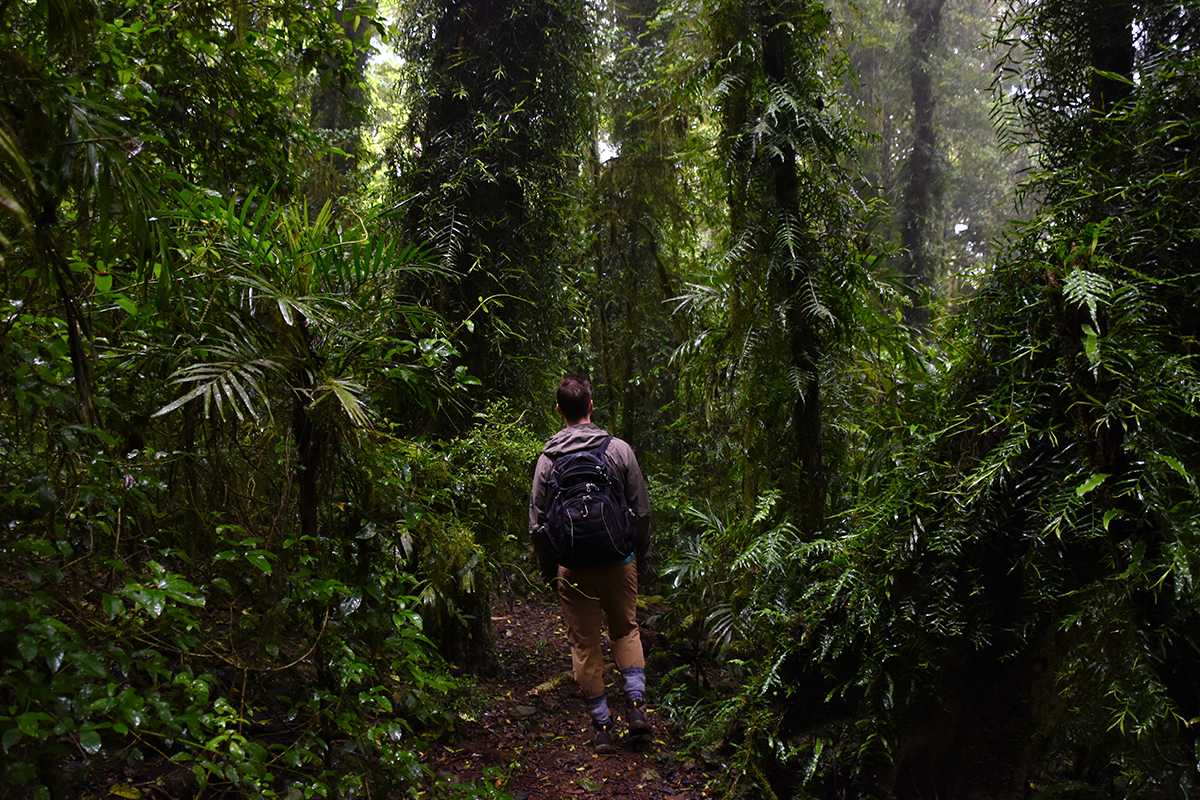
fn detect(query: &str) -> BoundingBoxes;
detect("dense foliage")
[389,0,593,408]
[4,0,1199,797]
[651,0,1200,798]
[0,0,534,796]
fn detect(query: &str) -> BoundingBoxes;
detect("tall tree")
[834,0,1030,316]
[392,0,592,413]
[586,0,686,458]
[0,0,367,434]
[305,0,376,216]
[1,1,479,794]
[678,0,861,529]
[762,0,1200,796]
[897,0,945,329]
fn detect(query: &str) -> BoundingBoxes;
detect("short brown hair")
[556,374,592,423]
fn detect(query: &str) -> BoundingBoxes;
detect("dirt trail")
[424,590,715,799]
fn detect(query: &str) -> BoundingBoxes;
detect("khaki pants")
[556,559,644,698]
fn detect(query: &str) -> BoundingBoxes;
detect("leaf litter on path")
[425,590,715,799]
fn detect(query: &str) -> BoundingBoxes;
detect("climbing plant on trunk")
[584,0,689,461]
[672,0,864,530]
[897,0,945,330]
[390,0,592,415]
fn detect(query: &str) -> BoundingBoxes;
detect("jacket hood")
[541,422,611,460]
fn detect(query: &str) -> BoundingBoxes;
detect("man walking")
[529,374,652,752]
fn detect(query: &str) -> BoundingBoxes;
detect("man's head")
[556,373,592,424]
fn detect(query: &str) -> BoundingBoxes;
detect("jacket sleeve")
[614,442,652,573]
[528,453,557,583]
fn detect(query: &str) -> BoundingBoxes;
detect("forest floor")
[426,588,717,799]
[60,587,717,800]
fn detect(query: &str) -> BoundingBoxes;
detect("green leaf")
[1081,324,1101,376]
[71,651,108,678]
[1076,473,1110,497]
[17,634,38,662]
[114,294,138,316]
[122,705,145,729]
[17,712,50,736]
[1153,453,1191,484]
[103,593,125,618]
[1090,67,1135,86]
[245,551,273,574]
[79,728,102,754]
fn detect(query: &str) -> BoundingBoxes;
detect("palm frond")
[153,346,280,422]
[312,375,373,429]
[229,271,340,330]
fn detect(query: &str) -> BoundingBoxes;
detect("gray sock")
[620,667,646,702]
[584,692,610,724]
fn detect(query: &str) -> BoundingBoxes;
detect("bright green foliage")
[0,190,507,798]
[658,493,805,675]
[147,189,473,430]
[6,0,1200,796]
[0,0,385,427]
[364,402,546,668]
[650,1,1200,798]
[654,491,843,799]
[0,432,463,797]
[0,2,522,793]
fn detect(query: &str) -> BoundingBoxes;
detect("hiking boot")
[625,697,652,739]
[593,719,617,754]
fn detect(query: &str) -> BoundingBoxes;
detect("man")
[529,374,652,753]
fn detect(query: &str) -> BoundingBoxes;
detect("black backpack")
[544,436,636,569]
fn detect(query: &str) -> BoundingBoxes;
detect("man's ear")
[556,403,564,418]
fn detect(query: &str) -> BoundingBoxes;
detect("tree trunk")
[899,0,945,331]
[305,1,373,217]
[764,7,826,531]
[1088,0,1134,115]
[592,0,680,449]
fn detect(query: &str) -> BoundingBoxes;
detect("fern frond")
[774,211,808,261]
[712,67,748,102]
[1063,267,1113,327]
[795,271,834,325]
[732,522,800,573]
